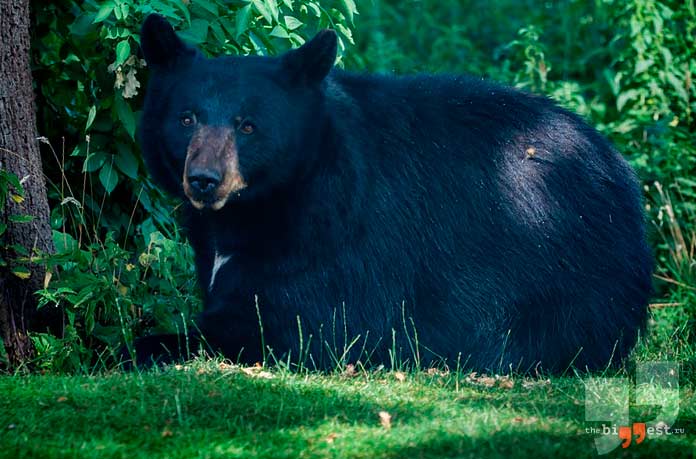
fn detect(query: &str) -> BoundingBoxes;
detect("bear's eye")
[180,112,196,127]
[239,120,255,135]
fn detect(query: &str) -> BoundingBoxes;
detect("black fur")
[135,14,652,372]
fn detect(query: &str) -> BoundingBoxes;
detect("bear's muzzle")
[182,125,247,210]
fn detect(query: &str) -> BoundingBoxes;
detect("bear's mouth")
[182,125,247,211]
[186,178,246,211]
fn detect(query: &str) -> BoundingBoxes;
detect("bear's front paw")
[119,334,200,370]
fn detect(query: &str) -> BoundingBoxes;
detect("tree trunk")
[0,0,56,368]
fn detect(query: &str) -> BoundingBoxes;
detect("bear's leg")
[120,332,211,369]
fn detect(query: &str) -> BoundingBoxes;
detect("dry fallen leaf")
[325,433,339,443]
[56,396,68,403]
[161,428,173,438]
[122,68,141,99]
[479,376,496,387]
[342,364,357,378]
[426,368,448,376]
[393,371,406,382]
[218,361,235,371]
[379,411,392,430]
[241,366,274,379]
[498,376,515,390]
[465,372,515,389]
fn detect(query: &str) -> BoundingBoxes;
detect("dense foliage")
[1,0,693,371]
[26,0,357,370]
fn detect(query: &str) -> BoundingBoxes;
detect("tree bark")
[0,0,56,368]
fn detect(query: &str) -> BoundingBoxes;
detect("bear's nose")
[187,168,221,195]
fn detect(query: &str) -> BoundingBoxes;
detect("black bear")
[134,14,652,373]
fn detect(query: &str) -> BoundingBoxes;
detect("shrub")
[28,0,356,371]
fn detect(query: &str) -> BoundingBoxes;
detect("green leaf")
[603,69,621,97]
[115,40,130,67]
[70,13,97,36]
[180,19,209,44]
[616,89,639,112]
[114,96,136,139]
[284,16,303,31]
[106,26,131,39]
[634,58,653,75]
[99,162,119,194]
[265,0,279,22]
[1,170,23,193]
[114,3,123,20]
[610,118,638,134]
[0,223,6,236]
[210,21,227,45]
[289,32,305,45]
[666,72,689,103]
[63,53,80,64]
[307,2,321,18]
[252,0,273,25]
[340,0,358,25]
[85,106,97,132]
[115,144,139,179]
[270,25,290,39]
[83,152,106,173]
[119,3,130,19]
[676,177,696,188]
[93,2,115,23]
[219,17,235,38]
[194,0,219,16]
[172,2,191,25]
[335,23,353,45]
[11,266,31,280]
[9,244,28,256]
[53,230,79,254]
[248,32,268,56]
[8,215,33,224]
[235,5,252,39]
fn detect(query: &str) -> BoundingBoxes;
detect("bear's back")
[316,70,652,370]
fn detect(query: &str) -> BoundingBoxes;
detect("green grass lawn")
[1,360,694,458]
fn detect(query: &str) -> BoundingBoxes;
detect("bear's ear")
[140,14,196,70]
[281,29,337,85]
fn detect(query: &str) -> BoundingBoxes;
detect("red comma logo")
[618,422,646,448]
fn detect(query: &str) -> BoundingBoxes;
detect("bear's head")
[139,14,337,210]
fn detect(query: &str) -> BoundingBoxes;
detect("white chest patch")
[209,251,231,291]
